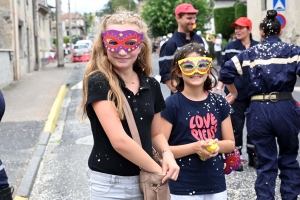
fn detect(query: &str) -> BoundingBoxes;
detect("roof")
[62,12,84,20]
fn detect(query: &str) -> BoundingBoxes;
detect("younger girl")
[161,43,235,200]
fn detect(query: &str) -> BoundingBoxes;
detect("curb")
[13,85,67,200]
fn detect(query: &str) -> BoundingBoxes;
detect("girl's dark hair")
[259,10,281,36]
[170,42,218,92]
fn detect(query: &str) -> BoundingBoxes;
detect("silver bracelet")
[161,149,173,157]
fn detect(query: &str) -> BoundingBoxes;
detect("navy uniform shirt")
[219,35,300,96]
[221,38,259,101]
[86,71,166,176]
[0,91,5,121]
[159,31,204,84]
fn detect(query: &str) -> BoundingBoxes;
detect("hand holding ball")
[200,141,219,161]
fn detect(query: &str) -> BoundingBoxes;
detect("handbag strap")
[121,92,142,147]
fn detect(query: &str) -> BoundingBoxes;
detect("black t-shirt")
[86,71,166,176]
[0,91,5,121]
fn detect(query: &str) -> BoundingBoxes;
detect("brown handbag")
[122,93,170,200]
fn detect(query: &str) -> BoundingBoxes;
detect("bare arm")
[224,83,238,104]
[212,81,224,94]
[165,79,177,93]
[151,113,180,183]
[216,115,235,153]
[93,100,162,174]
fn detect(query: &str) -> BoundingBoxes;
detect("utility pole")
[68,0,72,51]
[56,0,64,67]
[75,4,77,37]
[33,0,41,71]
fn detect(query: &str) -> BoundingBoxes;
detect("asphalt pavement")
[0,61,74,199]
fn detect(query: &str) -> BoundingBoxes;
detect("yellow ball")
[206,141,218,152]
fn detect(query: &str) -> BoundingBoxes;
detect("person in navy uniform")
[219,10,300,200]
[0,91,13,200]
[214,17,259,171]
[159,3,204,94]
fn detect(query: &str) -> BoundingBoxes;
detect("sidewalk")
[0,62,75,199]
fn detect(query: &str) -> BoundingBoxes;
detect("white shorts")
[89,170,143,200]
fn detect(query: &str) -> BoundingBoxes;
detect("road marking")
[71,81,83,90]
[75,135,93,146]
[294,87,300,92]
[14,196,28,200]
[43,85,67,133]
[154,75,161,82]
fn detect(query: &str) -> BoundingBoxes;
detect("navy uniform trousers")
[0,160,9,190]
[231,100,255,156]
[246,100,300,200]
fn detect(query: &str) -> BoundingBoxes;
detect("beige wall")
[17,0,36,76]
[247,0,300,45]
[0,0,14,88]
[39,12,52,59]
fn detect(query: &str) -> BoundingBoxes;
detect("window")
[18,25,23,58]
[261,0,267,11]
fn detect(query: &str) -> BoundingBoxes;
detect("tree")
[84,12,95,34]
[141,0,214,37]
[100,0,137,16]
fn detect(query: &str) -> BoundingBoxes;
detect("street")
[2,55,299,199]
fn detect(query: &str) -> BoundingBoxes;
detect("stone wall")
[0,0,13,49]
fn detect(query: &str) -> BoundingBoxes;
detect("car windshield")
[74,45,88,49]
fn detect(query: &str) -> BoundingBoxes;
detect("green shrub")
[53,38,57,46]
[213,7,235,40]
[235,2,247,19]
[63,36,70,44]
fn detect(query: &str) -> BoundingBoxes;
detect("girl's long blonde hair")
[78,8,152,121]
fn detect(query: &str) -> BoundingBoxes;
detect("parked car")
[72,44,91,62]
[75,40,93,49]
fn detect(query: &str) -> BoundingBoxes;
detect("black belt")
[251,92,293,102]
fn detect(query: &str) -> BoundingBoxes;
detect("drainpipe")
[12,0,20,80]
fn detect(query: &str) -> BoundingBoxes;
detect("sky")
[47,0,110,14]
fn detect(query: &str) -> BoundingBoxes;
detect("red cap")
[231,17,252,28]
[175,3,198,16]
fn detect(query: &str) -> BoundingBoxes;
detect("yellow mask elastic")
[178,56,212,76]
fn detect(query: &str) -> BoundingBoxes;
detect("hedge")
[235,2,247,19]
[213,7,235,40]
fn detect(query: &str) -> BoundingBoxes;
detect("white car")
[75,40,93,49]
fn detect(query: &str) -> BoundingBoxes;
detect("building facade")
[38,0,53,61]
[247,0,300,45]
[0,0,14,89]
[52,12,85,39]
[0,0,53,89]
